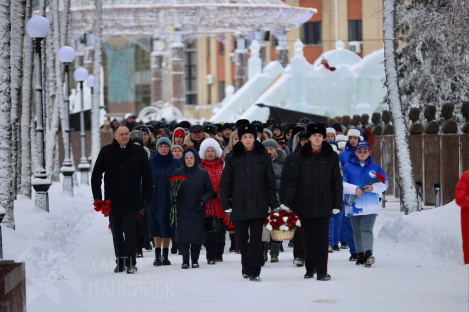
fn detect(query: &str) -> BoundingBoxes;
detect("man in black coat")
[283,123,343,281]
[279,130,310,266]
[219,123,279,282]
[91,125,153,274]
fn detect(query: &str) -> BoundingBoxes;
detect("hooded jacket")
[219,140,280,221]
[271,148,287,192]
[342,156,388,216]
[173,148,214,244]
[283,141,343,218]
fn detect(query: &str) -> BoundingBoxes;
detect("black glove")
[212,192,218,199]
[197,200,205,211]
[142,200,150,210]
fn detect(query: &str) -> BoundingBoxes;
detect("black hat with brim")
[190,125,204,133]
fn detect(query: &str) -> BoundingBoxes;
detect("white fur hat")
[336,134,347,142]
[199,138,223,160]
[347,128,364,141]
[326,127,336,139]
[338,141,346,150]
[330,144,339,154]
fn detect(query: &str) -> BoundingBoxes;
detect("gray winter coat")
[271,148,286,193]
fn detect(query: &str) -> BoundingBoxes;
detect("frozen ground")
[3,182,468,312]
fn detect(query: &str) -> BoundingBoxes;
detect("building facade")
[98,0,384,120]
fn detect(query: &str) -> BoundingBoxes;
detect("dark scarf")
[153,151,174,169]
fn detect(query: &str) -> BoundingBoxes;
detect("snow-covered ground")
[3,182,468,312]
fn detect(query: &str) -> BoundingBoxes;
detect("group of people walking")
[91,116,388,281]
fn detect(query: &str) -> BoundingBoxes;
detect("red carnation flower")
[376,173,386,184]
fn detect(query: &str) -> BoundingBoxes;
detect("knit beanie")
[156,137,172,150]
[262,139,278,150]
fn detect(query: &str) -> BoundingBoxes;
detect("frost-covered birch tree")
[91,0,103,167]
[0,0,15,229]
[10,0,26,197]
[383,0,418,214]
[20,0,33,198]
[45,0,64,181]
[395,0,468,124]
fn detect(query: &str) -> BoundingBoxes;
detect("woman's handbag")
[205,200,221,232]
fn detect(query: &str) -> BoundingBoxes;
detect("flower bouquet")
[346,173,386,207]
[169,175,187,227]
[223,214,235,230]
[263,209,302,241]
[94,199,111,217]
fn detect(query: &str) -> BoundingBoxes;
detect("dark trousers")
[180,243,202,264]
[293,226,305,259]
[235,218,264,276]
[109,210,138,268]
[206,218,226,260]
[302,217,329,274]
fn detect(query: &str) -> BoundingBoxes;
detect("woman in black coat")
[283,123,343,281]
[173,147,214,269]
[219,123,279,281]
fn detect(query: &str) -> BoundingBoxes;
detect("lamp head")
[73,67,88,82]
[58,46,76,63]
[86,75,94,88]
[26,16,50,39]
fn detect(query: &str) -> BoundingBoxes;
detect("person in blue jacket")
[338,127,363,261]
[148,137,182,267]
[342,141,388,267]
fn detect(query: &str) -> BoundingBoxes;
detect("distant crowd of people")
[91,116,389,281]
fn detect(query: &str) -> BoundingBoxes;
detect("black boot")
[162,248,171,265]
[171,239,178,254]
[356,252,365,265]
[229,234,236,252]
[181,244,190,268]
[153,248,162,266]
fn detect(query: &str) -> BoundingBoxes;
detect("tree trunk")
[45,0,62,181]
[20,0,32,198]
[383,0,418,214]
[0,1,14,229]
[10,0,26,198]
[91,0,103,168]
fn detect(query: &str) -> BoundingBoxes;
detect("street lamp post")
[58,46,76,196]
[26,16,51,212]
[73,67,90,185]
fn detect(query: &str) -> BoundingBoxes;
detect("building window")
[134,44,151,112]
[219,41,224,56]
[218,81,225,102]
[348,20,363,41]
[301,22,322,45]
[185,41,197,105]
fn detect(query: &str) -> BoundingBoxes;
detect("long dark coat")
[283,141,343,218]
[219,140,279,221]
[147,153,182,238]
[91,139,152,212]
[173,148,214,244]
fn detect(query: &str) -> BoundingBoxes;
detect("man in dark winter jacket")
[283,123,343,281]
[91,125,153,274]
[279,130,309,266]
[219,123,280,282]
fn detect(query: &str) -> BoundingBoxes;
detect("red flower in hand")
[376,173,386,184]
[93,200,103,212]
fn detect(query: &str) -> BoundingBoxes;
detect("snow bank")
[378,201,464,263]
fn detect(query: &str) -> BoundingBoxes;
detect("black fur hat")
[238,123,257,139]
[306,123,326,138]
